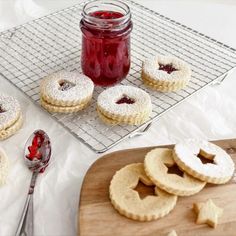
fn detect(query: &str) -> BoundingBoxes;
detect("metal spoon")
[15,130,51,236]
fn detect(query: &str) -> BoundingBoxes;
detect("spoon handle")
[15,172,38,236]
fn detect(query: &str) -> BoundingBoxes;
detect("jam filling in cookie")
[116,95,135,104]
[159,63,178,74]
[0,105,5,113]
[59,80,76,91]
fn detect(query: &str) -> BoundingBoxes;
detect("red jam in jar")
[80,0,133,86]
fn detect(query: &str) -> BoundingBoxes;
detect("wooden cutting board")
[79,139,236,236]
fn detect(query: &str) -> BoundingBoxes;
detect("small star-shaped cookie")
[193,199,223,228]
[167,230,177,236]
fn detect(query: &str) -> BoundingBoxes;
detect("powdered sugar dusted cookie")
[109,163,177,221]
[144,148,206,196]
[0,94,21,130]
[0,94,23,140]
[40,71,94,108]
[0,147,9,185]
[173,139,235,184]
[142,55,191,92]
[0,114,23,140]
[97,85,152,125]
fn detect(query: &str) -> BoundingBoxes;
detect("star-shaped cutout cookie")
[167,230,177,236]
[193,199,223,228]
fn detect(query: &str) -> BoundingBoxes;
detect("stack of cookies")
[0,94,23,140]
[40,71,94,113]
[97,85,152,125]
[109,139,235,231]
[142,55,191,92]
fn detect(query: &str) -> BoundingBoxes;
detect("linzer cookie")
[97,85,152,125]
[109,163,177,221]
[0,147,9,185]
[144,148,206,196]
[40,71,94,113]
[142,55,191,92]
[0,94,23,140]
[173,139,235,184]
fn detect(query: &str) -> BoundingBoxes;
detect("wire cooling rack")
[0,0,236,153]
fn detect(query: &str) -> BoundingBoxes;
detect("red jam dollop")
[159,64,177,74]
[90,10,123,19]
[116,96,135,104]
[80,10,132,86]
[26,132,45,161]
[59,80,75,91]
[0,105,5,113]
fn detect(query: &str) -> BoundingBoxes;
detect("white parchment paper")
[0,0,236,235]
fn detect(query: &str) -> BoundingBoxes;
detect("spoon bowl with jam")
[15,130,51,236]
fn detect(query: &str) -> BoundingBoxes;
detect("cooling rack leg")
[211,67,236,86]
[129,123,152,138]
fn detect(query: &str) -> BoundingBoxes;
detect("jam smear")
[26,133,45,161]
[116,95,135,104]
[159,64,177,74]
[0,105,5,113]
[59,80,76,91]
[80,10,132,86]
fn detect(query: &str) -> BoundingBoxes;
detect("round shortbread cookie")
[109,163,177,221]
[0,94,21,130]
[0,147,9,185]
[0,114,23,140]
[142,55,191,92]
[97,85,152,125]
[40,71,94,106]
[144,148,206,196]
[173,139,235,184]
[40,97,90,113]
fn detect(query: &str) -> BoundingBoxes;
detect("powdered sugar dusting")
[143,55,191,81]
[174,139,235,179]
[97,85,152,116]
[40,71,94,103]
[0,94,21,130]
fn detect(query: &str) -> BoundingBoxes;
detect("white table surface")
[0,0,236,235]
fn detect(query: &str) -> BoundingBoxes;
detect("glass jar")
[80,0,133,87]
